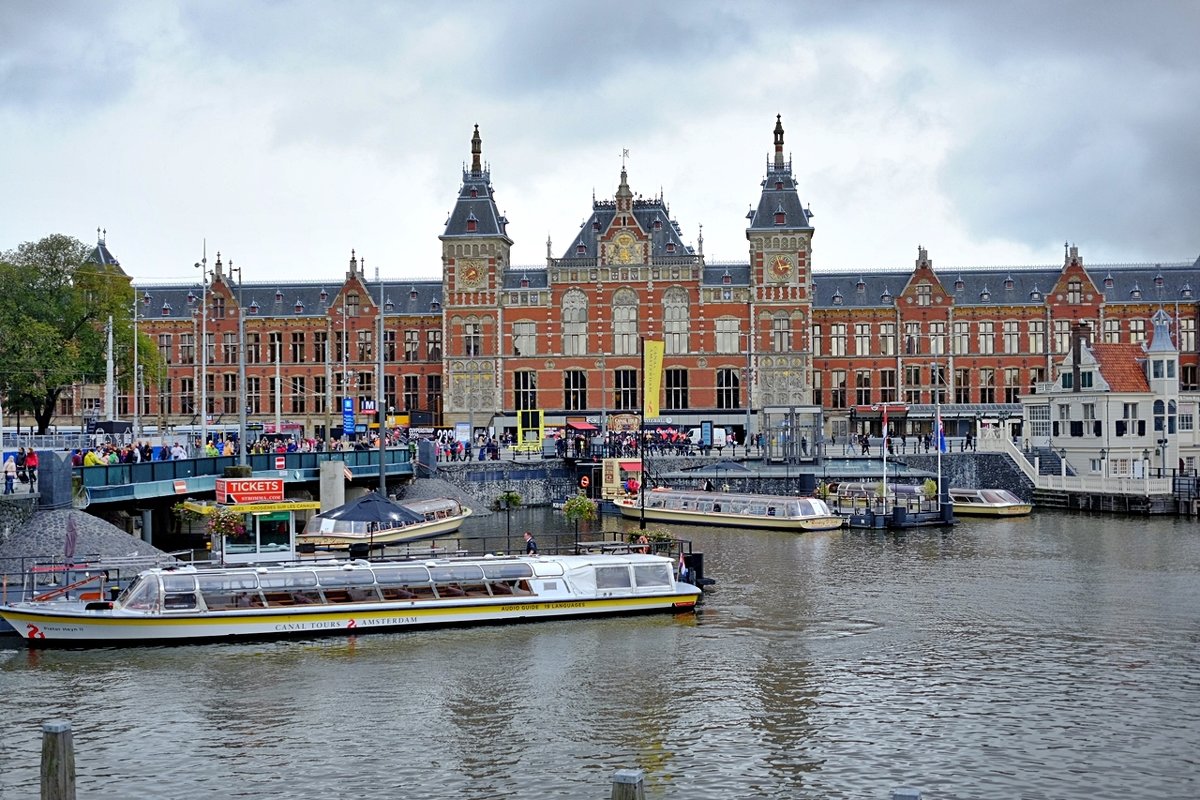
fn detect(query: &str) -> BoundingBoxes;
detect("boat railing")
[0,550,196,606]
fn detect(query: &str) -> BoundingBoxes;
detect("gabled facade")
[48,117,1200,460]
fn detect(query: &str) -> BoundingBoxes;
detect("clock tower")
[439,124,513,431]
[745,114,816,406]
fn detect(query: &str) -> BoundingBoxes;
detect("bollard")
[40,720,76,800]
[610,768,645,800]
[891,788,921,800]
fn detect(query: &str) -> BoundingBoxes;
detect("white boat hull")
[297,511,471,547]
[1,591,698,646]
[613,497,843,532]
[951,503,1033,517]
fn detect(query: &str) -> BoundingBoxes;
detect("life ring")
[579,475,590,488]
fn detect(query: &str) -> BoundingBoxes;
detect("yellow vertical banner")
[643,339,665,419]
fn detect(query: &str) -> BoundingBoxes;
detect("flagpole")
[882,406,888,509]
[935,383,943,512]
[639,335,646,531]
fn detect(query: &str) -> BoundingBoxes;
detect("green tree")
[0,234,155,433]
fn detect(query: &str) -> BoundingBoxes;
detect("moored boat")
[0,553,700,646]
[948,488,1032,516]
[298,497,472,547]
[614,487,843,532]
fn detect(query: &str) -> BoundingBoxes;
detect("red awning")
[620,461,643,472]
[568,421,598,431]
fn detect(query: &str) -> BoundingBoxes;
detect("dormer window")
[186,290,196,304]
[576,242,586,255]
[430,300,441,311]
[466,213,478,233]
[294,299,304,313]
[249,301,259,315]
[592,221,600,232]
[722,270,732,285]
[666,242,675,254]
[161,302,172,316]
[409,287,418,300]
[1130,284,1142,300]
[1154,273,1164,288]
[1103,274,1114,289]
[653,219,662,231]
[1030,287,1043,302]
[954,277,964,291]
[1004,275,1014,290]
[832,289,844,306]
[881,289,893,305]
[1182,283,1193,299]
[275,290,283,302]
[980,287,990,302]
[142,291,151,306]
[775,181,783,190]
[320,289,328,302]
[469,188,478,198]
[855,278,866,294]
[774,203,786,225]
[520,275,530,288]
[385,297,394,311]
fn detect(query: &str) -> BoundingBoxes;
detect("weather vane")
[621,148,630,169]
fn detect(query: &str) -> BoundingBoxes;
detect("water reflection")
[1,510,1199,798]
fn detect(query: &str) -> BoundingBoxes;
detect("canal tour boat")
[0,553,701,646]
[614,488,844,532]
[948,488,1033,517]
[297,497,473,548]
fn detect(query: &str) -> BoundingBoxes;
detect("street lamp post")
[228,260,248,466]
[131,291,140,441]
[377,267,386,493]
[194,251,211,454]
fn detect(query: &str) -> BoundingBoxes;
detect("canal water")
[1,509,1198,799]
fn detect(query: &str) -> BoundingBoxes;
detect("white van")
[687,427,728,449]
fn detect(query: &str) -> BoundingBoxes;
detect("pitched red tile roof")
[1089,343,1150,392]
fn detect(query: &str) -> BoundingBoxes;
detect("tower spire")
[471,124,482,175]
[773,114,785,170]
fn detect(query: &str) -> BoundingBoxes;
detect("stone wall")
[0,495,40,547]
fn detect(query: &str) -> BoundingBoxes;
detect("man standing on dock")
[523,531,538,555]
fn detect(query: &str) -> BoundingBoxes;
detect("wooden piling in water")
[40,720,75,800]
[610,768,645,800]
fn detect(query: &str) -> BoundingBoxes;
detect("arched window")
[514,371,537,412]
[562,290,588,356]
[663,287,690,354]
[612,288,639,356]
[772,313,791,353]
[716,368,741,409]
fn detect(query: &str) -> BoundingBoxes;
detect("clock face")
[458,259,484,288]
[770,254,793,279]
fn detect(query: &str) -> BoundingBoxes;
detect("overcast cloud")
[1,0,1196,283]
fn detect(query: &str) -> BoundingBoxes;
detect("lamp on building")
[1059,447,1067,478]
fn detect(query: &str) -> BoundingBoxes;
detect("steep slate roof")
[86,229,127,277]
[500,268,549,291]
[1089,343,1150,392]
[810,262,1195,310]
[746,115,813,233]
[441,125,511,243]
[135,278,443,321]
[559,181,694,259]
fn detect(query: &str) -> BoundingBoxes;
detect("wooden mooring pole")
[40,720,76,800]
[610,768,645,800]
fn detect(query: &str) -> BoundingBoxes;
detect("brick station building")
[80,117,1198,453]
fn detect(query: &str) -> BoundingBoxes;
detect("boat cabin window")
[632,564,671,588]
[317,568,377,589]
[259,571,319,590]
[596,566,632,589]
[429,565,486,584]
[482,563,534,580]
[372,566,431,586]
[119,576,159,611]
[161,574,199,611]
[197,572,262,609]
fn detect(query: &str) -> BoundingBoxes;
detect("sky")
[2,1,1198,286]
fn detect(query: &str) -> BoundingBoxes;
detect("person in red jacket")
[23,449,38,492]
